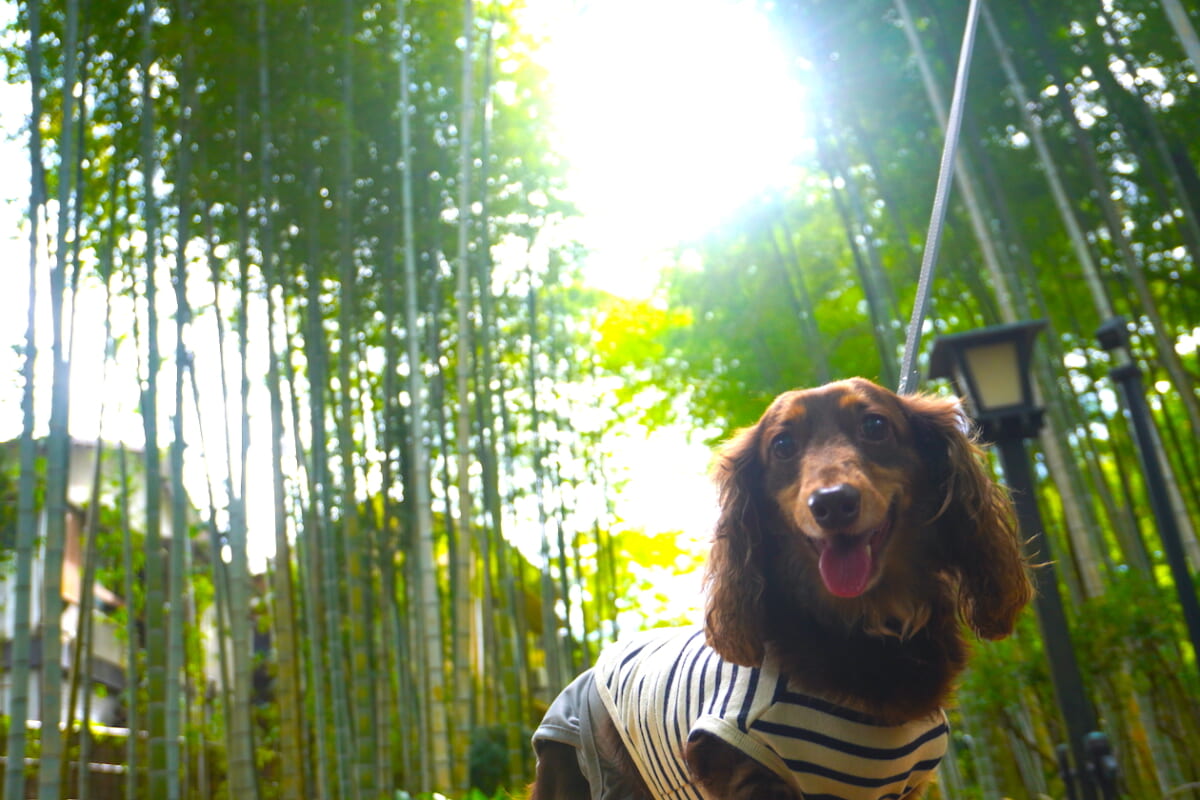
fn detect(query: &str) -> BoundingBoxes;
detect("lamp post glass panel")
[927,320,1044,433]
[929,321,1115,800]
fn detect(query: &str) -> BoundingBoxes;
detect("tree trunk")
[39,0,82,794]
[257,0,306,793]
[65,195,120,799]
[117,446,140,800]
[376,74,408,798]
[452,2,479,790]
[164,4,198,794]
[3,1,45,794]
[297,9,336,799]
[309,241,356,800]
[892,0,1014,314]
[979,4,1112,316]
[766,203,831,383]
[398,0,453,788]
[470,32,518,778]
[1159,0,1200,70]
[334,2,378,797]
[194,222,240,800]
[811,119,898,387]
[136,1,172,797]
[185,369,241,800]
[221,36,262,797]
[528,273,566,692]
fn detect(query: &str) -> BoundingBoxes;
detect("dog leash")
[896,0,983,395]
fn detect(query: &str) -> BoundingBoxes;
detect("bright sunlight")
[524,0,809,296]
[515,0,810,608]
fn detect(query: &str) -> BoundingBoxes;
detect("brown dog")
[531,378,1033,800]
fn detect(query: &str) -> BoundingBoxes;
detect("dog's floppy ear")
[906,393,1033,640]
[704,424,769,666]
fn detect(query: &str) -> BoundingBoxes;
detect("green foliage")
[0,448,20,555]
[596,183,902,436]
[1074,571,1200,698]
[608,527,705,629]
[953,571,1200,795]
[467,726,511,796]
[0,446,45,557]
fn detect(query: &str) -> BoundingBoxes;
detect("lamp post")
[1096,316,1200,667]
[929,320,1117,800]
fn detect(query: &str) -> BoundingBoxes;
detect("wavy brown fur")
[704,378,1032,721]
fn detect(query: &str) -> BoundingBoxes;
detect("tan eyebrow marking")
[837,391,869,410]
[784,398,807,418]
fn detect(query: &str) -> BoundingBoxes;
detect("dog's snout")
[808,484,862,529]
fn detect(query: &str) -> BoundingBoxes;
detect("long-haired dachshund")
[531,378,1033,800]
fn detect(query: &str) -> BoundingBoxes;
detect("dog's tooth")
[865,544,872,560]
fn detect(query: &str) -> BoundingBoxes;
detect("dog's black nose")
[808,484,862,529]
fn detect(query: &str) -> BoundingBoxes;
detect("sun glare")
[524,0,809,297]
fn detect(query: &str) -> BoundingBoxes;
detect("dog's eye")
[770,433,798,460]
[860,413,890,442]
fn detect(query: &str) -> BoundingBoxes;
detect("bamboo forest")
[0,0,1198,796]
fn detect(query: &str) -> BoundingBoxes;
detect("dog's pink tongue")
[818,542,872,598]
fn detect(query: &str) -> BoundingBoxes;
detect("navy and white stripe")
[593,627,947,800]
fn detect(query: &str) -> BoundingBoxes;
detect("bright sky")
[0,0,809,596]
[523,0,809,296]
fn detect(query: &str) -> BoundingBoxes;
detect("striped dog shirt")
[590,626,948,800]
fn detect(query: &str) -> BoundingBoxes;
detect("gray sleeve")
[532,669,644,800]
[533,669,594,748]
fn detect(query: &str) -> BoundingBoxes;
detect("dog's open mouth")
[814,505,895,598]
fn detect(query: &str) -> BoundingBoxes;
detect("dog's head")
[703,378,1033,666]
